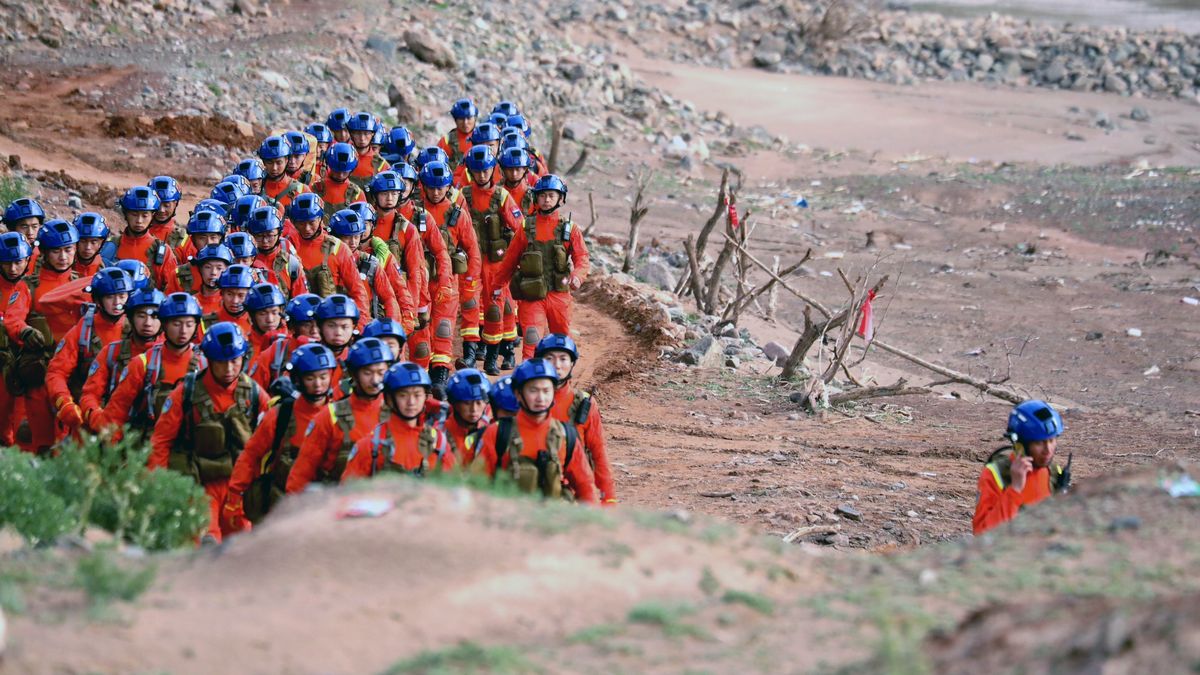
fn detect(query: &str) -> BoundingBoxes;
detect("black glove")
[20,326,46,349]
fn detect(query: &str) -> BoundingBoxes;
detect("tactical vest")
[102,338,136,405]
[136,344,206,430]
[356,250,384,319]
[305,237,342,297]
[270,178,305,207]
[12,264,75,392]
[366,408,445,477]
[174,263,200,294]
[494,417,578,499]
[566,390,596,469]
[511,214,573,301]
[319,182,364,219]
[263,334,293,385]
[244,396,301,523]
[449,414,490,460]
[462,185,513,263]
[443,132,465,165]
[165,226,187,252]
[65,306,113,401]
[983,446,1067,493]
[349,154,389,191]
[322,397,360,483]
[168,371,261,484]
[108,231,169,281]
[269,247,304,298]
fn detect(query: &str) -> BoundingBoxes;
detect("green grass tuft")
[379,641,537,674]
[722,589,775,615]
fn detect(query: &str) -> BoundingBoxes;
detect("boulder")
[634,259,677,292]
[404,30,456,70]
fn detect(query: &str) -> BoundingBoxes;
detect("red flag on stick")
[857,290,876,340]
[726,194,740,229]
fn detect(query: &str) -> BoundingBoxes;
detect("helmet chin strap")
[301,388,329,403]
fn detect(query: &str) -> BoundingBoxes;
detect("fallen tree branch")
[720,251,811,322]
[826,379,930,406]
[721,232,832,317]
[870,340,1025,404]
[565,148,589,176]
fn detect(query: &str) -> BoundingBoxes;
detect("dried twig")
[565,147,589,176]
[825,379,929,406]
[622,171,652,273]
[870,341,1024,404]
[583,192,598,237]
[684,235,709,313]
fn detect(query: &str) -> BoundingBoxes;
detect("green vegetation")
[627,601,709,639]
[75,546,156,613]
[567,623,624,645]
[0,176,26,205]
[722,589,775,615]
[379,641,537,675]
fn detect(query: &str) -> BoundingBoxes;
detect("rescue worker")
[225,232,266,283]
[460,145,523,374]
[0,231,35,445]
[223,343,337,531]
[4,197,45,244]
[401,161,456,375]
[452,123,501,187]
[498,147,537,214]
[234,159,268,197]
[340,361,454,480]
[418,160,482,385]
[347,201,417,332]
[310,142,367,218]
[493,100,520,118]
[246,206,308,298]
[209,180,249,219]
[166,243,231,315]
[287,337,393,492]
[437,97,478,167]
[259,135,311,210]
[413,146,450,173]
[283,130,311,182]
[304,123,333,183]
[93,292,207,436]
[72,212,113,277]
[46,267,134,437]
[488,374,518,420]
[380,126,416,167]
[174,210,227,263]
[444,368,491,465]
[78,287,164,419]
[248,293,321,390]
[470,358,596,503]
[368,169,429,348]
[150,322,268,541]
[536,334,616,505]
[287,194,371,315]
[315,293,359,366]
[327,208,401,322]
[492,175,590,359]
[973,400,1071,535]
[506,114,548,175]
[326,107,351,144]
[346,112,390,190]
[227,194,271,235]
[109,186,178,289]
[361,317,406,364]
[148,175,183,245]
[244,282,288,355]
[202,264,256,339]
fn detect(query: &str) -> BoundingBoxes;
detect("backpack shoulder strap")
[562,419,578,469]
[494,417,516,467]
[265,396,296,470]
[571,390,592,426]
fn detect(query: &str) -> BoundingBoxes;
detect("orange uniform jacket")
[31,267,80,339]
[354,247,402,322]
[311,178,366,216]
[374,249,415,329]
[286,393,384,493]
[113,230,178,289]
[341,414,455,479]
[96,343,202,432]
[351,149,390,185]
[199,306,252,342]
[445,414,488,466]
[79,336,159,417]
[492,211,590,289]
[292,233,372,316]
[375,210,431,314]
[228,396,327,497]
[551,385,615,502]
[73,256,103,279]
[398,201,454,300]
[45,311,127,410]
[470,411,598,504]
[263,176,311,211]
[437,129,473,165]
[0,276,32,344]
[253,241,310,299]
[972,457,1056,535]
[148,217,178,245]
[248,334,310,391]
[422,194,482,286]
[503,175,536,214]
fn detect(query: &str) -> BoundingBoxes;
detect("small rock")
[752,50,782,68]
[762,341,790,367]
[67,195,83,209]
[1130,106,1151,122]
[717,323,738,338]
[824,533,850,547]
[724,356,740,369]
[835,504,863,522]
[1143,365,1160,376]
[1085,331,1104,341]
[633,259,677,292]
[257,69,290,90]
[1065,131,1086,142]
[1104,73,1128,94]
[365,34,398,59]
[1108,516,1142,533]
[788,391,807,404]
[233,120,255,138]
[404,30,456,70]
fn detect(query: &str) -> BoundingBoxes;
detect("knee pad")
[484,305,502,323]
[461,298,478,311]
[435,319,454,339]
[413,342,431,359]
[524,325,540,345]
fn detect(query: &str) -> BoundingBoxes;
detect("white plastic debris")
[1126,328,1143,337]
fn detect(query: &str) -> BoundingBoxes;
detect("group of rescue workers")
[0,94,1071,542]
[0,98,615,541]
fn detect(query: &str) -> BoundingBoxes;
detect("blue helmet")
[192,198,228,218]
[234,158,266,182]
[464,145,496,173]
[470,122,501,144]
[316,294,360,322]
[500,130,529,152]
[288,193,325,223]
[193,243,234,266]
[486,112,508,128]
[218,264,255,290]
[346,337,395,371]
[361,317,406,344]
[210,180,247,207]
[258,135,292,161]
[247,206,283,234]
[0,231,32,262]
[222,174,252,193]
[159,292,203,320]
[119,186,161,212]
[324,142,358,173]
[230,195,269,229]
[414,146,448,170]
[224,232,257,259]
[382,127,415,158]
[306,123,333,144]
[512,358,558,389]
[384,361,431,391]
[347,202,376,227]
[149,175,182,203]
[37,219,80,249]
[325,107,351,131]
[285,293,321,324]
[1007,400,1064,444]
[4,198,45,225]
[73,212,110,240]
[372,125,386,146]
[245,282,286,313]
[200,321,250,361]
[187,210,227,236]
[532,174,567,201]
[90,267,135,298]
[347,111,377,133]
[492,101,519,118]
[283,130,310,156]
[115,259,151,291]
[506,113,531,138]
[288,343,337,375]
[446,368,491,403]
[126,287,166,316]
[419,161,453,189]
[498,147,530,170]
[328,209,366,237]
[449,98,478,119]
[394,162,418,184]
[534,333,579,361]
[367,170,403,195]
[488,375,519,414]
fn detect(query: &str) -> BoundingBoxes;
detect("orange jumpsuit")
[174,238,201,265]
[286,393,384,492]
[24,266,78,451]
[492,210,591,358]
[463,182,522,345]
[375,211,429,350]
[437,129,474,167]
[78,335,160,424]
[351,245,402,324]
[292,231,372,316]
[96,343,203,433]
[502,174,536,215]
[45,309,127,438]
[341,414,454,479]
[551,385,615,503]
[248,334,310,391]
[422,190,482,346]
[72,256,103,279]
[112,229,178,290]
[262,175,311,211]
[149,370,269,540]
[310,177,366,218]
[199,305,252,343]
[470,410,598,504]
[0,276,32,446]
[253,241,309,299]
[350,148,390,190]
[445,413,489,466]
[399,200,456,369]
[148,216,179,245]
[972,457,1056,535]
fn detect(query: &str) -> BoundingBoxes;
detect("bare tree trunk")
[622,172,652,274]
[583,192,598,237]
[767,255,780,321]
[547,114,564,174]
[684,235,708,313]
